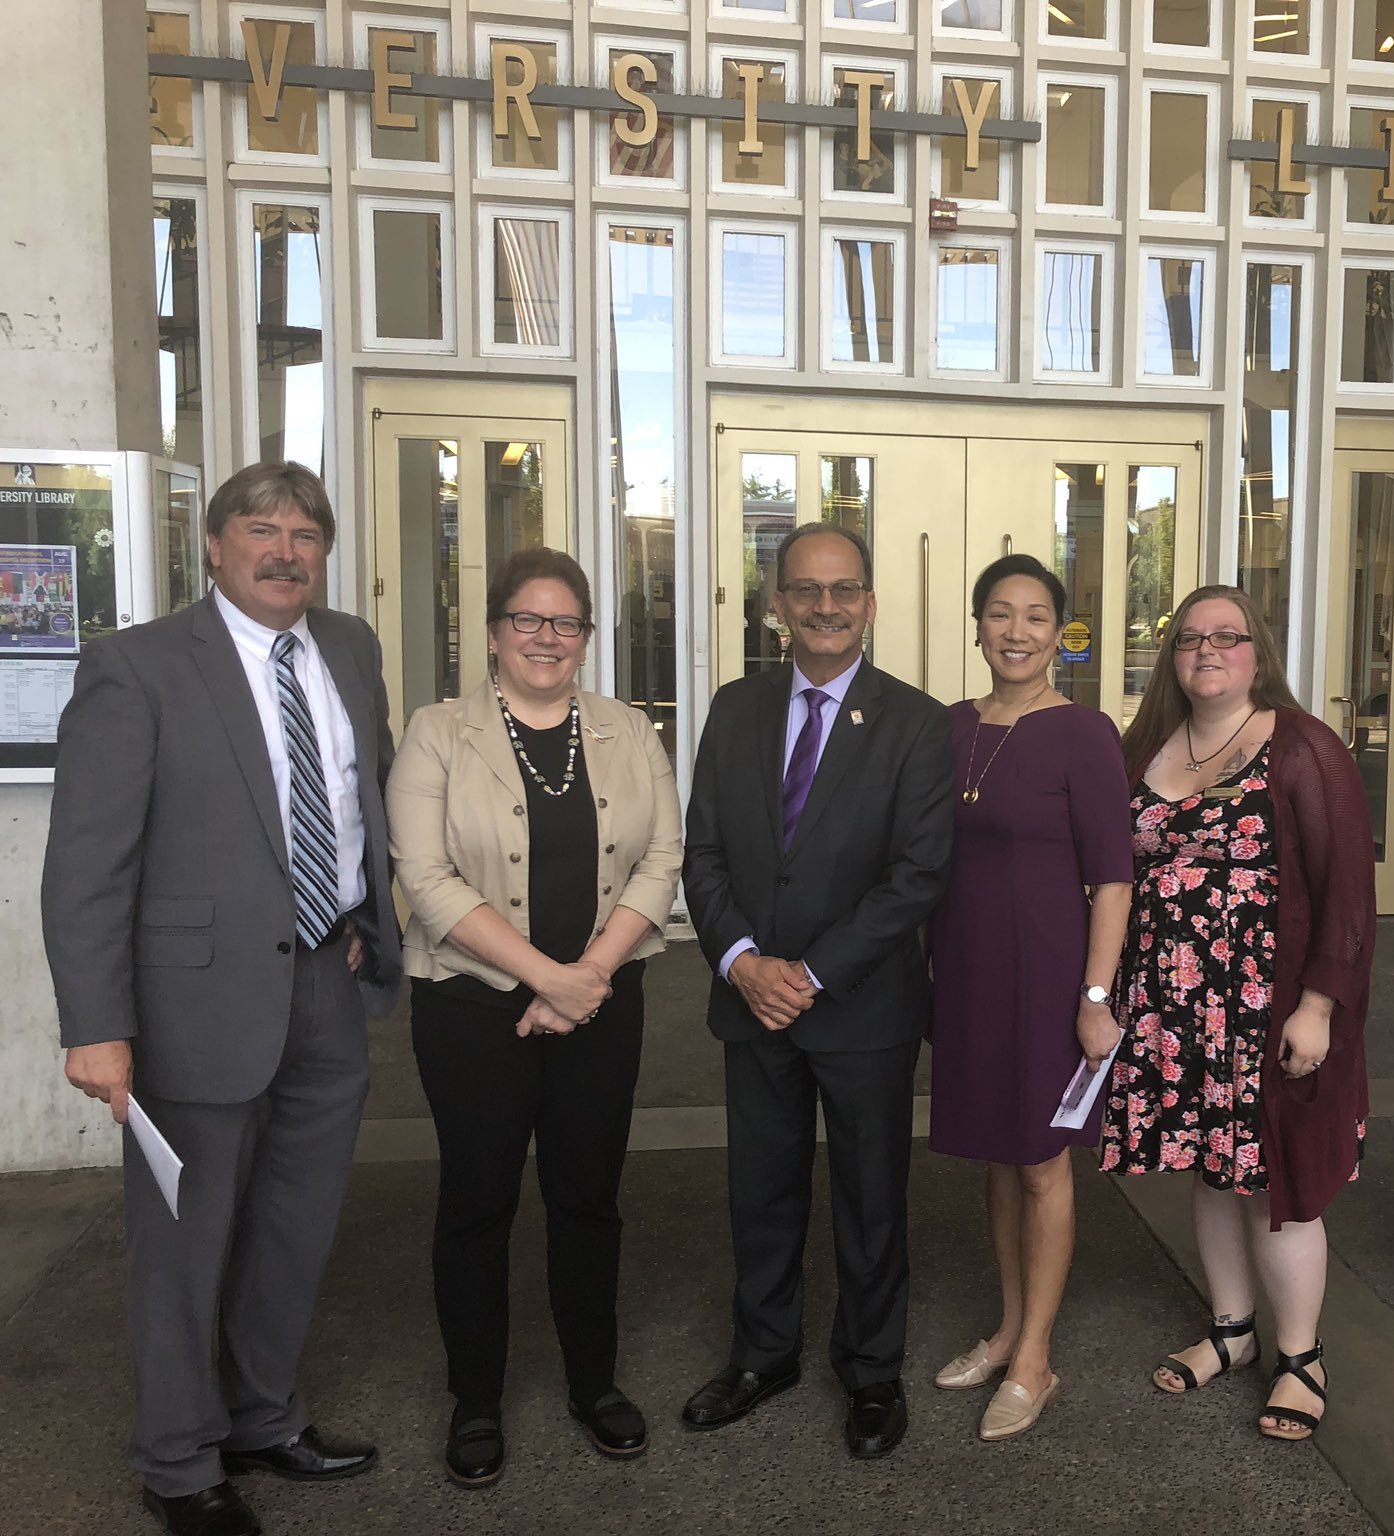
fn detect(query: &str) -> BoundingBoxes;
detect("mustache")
[255,561,310,584]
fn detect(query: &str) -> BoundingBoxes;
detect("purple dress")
[929,701,1134,1165]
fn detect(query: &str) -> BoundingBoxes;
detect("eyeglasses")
[779,580,871,606]
[503,611,588,638]
[1172,630,1252,651]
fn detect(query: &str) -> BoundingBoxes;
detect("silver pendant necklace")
[1184,707,1257,774]
[494,681,581,796]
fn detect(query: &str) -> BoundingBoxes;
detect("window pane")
[940,0,1004,25]
[1053,463,1105,710]
[493,218,562,348]
[1125,466,1177,727]
[1041,249,1102,373]
[821,456,874,664]
[720,59,788,189]
[368,29,441,163]
[835,0,902,17]
[1253,0,1310,52]
[1347,107,1394,224]
[937,248,999,371]
[1353,0,1394,59]
[608,50,677,180]
[1153,0,1210,46]
[831,239,895,364]
[1149,92,1208,214]
[492,42,559,172]
[148,12,194,149]
[1249,100,1310,220]
[1142,257,1203,377]
[1347,471,1394,859]
[741,453,797,675]
[371,211,443,342]
[1047,0,1109,38]
[832,68,897,196]
[940,78,1001,201]
[1238,264,1301,654]
[398,438,458,713]
[252,204,324,472]
[722,0,787,9]
[154,467,201,616]
[722,232,787,358]
[245,18,319,156]
[1045,84,1106,207]
[154,197,203,464]
[1341,268,1394,384]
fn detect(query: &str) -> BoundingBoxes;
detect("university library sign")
[149,24,1394,199]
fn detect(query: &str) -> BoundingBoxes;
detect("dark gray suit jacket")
[683,661,954,1053]
[42,592,403,1103]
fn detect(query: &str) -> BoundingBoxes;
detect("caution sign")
[1060,619,1092,664]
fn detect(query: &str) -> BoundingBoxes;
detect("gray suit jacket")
[41,592,403,1103]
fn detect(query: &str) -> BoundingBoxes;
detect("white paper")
[127,1094,183,1219]
[1050,1035,1124,1131]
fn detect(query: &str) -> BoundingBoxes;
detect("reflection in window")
[609,228,680,761]
[367,28,441,163]
[491,42,559,173]
[1341,268,1394,385]
[936,248,999,371]
[1148,92,1209,214]
[1353,0,1394,60]
[741,452,797,675]
[1252,0,1310,53]
[153,198,203,464]
[719,59,788,190]
[1153,0,1211,46]
[821,457,874,663]
[940,0,1004,25]
[1041,249,1102,374]
[940,78,1001,202]
[155,467,201,616]
[831,68,897,196]
[1142,257,1203,378]
[721,232,787,359]
[1347,107,1394,223]
[1045,84,1106,207]
[251,204,324,472]
[1249,100,1310,220]
[372,210,443,342]
[1347,471,1394,858]
[243,18,319,156]
[831,238,895,365]
[397,439,456,714]
[835,0,902,18]
[148,12,195,149]
[607,49,677,180]
[1125,466,1178,726]
[1238,264,1302,654]
[722,0,787,9]
[1053,464,1105,710]
[493,217,562,348]
[1047,0,1108,38]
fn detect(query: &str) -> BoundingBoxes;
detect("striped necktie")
[272,631,339,947]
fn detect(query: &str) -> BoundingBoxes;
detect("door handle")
[920,532,931,692]
[1002,534,1013,556]
[1330,695,1356,751]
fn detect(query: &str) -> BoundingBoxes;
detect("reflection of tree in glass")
[1128,496,1175,646]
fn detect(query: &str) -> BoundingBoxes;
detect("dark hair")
[206,461,336,552]
[775,522,873,589]
[486,547,593,630]
[971,555,1067,626]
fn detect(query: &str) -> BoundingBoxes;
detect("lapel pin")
[850,709,864,726]
[584,725,614,741]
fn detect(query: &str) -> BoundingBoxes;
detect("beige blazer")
[386,679,683,986]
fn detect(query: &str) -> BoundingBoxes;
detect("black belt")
[297,914,348,951]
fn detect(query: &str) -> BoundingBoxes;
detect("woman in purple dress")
[929,555,1133,1441]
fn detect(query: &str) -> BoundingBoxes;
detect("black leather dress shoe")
[569,1389,649,1458]
[445,1408,505,1487]
[845,1379,907,1459]
[223,1424,376,1482]
[142,1482,261,1536]
[681,1362,801,1429]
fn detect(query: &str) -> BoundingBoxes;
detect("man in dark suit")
[42,462,402,1536]
[681,523,953,1458]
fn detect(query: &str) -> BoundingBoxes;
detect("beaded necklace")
[494,680,581,797]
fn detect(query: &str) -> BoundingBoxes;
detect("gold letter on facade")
[492,44,541,141]
[735,62,765,157]
[372,30,416,130]
[1276,106,1311,195]
[950,78,997,173]
[844,71,889,164]
[1381,115,1394,204]
[241,18,291,123]
[612,53,658,147]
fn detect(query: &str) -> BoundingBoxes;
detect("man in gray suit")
[42,462,402,1536]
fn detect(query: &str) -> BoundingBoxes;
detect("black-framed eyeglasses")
[778,579,871,606]
[1172,630,1252,651]
[503,610,589,638]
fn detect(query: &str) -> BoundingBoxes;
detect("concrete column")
[0,0,159,1170]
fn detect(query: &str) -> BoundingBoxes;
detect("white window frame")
[228,4,329,169]
[1039,0,1120,52]
[930,64,1013,212]
[478,202,575,360]
[932,1,1012,43]
[823,0,909,36]
[1342,96,1394,231]
[820,55,909,206]
[1136,243,1216,388]
[1039,73,1119,219]
[1143,0,1221,59]
[474,22,573,186]
[153,181,216,472]
[710,218,798,369]
[235,187,335,488]
[930,235,1011,382]
[1336,257,1394,394]
[606,0,686,14]
[358,197,456,355]
[1243,88,1322,233]
[1034,238,1115,384]
[708,45,800,199]
[149,1,203,162]
[1142,81,1221,226]
[821,225,907,375]
[1247,0,1323,67]
[351,12,451,175]
[594,35,689,192]
[711,0,797,22]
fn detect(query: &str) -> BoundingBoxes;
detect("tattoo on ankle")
[1214,1313,1248,1328]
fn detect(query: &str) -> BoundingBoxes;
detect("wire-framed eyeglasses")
[778,580,871,606]
[1172,630,1252,652]
[502,611,589,638]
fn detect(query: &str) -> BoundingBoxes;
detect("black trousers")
[411,962,644,1416]
[724,1031,919,1390]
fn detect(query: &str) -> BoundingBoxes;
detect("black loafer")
[569,1389,649,1458]
[681,1362,801,1429]
[845,1379,907,1459]
[142,1482,261,1536]
[223,1424,376,1482]
[445,1408,505,1487]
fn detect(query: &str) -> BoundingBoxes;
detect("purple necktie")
[782,688,831,848]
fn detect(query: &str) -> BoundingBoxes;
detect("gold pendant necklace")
[961,683,1054,806]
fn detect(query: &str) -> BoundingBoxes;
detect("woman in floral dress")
[1102,586,1374,1442]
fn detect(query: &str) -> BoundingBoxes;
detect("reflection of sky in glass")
[836,0,899,17]
[1142,258,1203,374]
[609,235,676,520]
[742,453,797,503]
[937,255,998,370]
[253,218,322,328]
[283,364,324,473]
[154,217,173,318]
[1041,251,1098,372]
[940,0,1003,24]
[1270,410,1290,501]
[722,233,785,357]
[159,349,177,447]
[1133,465,1177,512]
[1268,278,1292,372]
[831,240,891,364]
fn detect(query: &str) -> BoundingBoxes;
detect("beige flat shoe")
[978,1374,1061,1441]
[935,1340,1009,1391]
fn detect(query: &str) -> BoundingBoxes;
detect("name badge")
[1202,784,1242,799]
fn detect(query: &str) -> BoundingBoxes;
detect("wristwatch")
[1080,984,1110,1005]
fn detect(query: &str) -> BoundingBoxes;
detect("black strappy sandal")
[1259,1340,1326,1441]
[1152,1316,1261,1394]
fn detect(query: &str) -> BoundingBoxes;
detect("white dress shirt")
[214,587,366,915]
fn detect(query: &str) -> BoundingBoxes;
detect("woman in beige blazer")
[386,548,682,1489]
